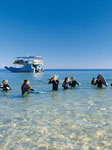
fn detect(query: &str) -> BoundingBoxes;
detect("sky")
[0,0,112,69]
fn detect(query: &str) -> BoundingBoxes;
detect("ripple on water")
[0,70,112,149]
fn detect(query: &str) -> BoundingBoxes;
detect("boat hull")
[5,66,44,73]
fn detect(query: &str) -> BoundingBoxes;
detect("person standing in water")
[0,80,11,91]
[48,75,59,91]
[69,77,80,87]
[21,80,36,95]
[62,77,70,89]
[95,75,103,88]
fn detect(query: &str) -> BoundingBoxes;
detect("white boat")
[5,56,44,73]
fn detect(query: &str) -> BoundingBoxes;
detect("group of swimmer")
[0,79,36,94]
[48,74,109,90]
[0,74,112,95]
[48,75,80,90]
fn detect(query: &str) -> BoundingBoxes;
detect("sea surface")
[0,69,112,150]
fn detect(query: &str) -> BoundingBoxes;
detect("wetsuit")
[91,79,96,85]
[69,80,79,87]
[49,79,59,91]
[21,84,30,95]
[96,79,103,88]
[62,81,69,89]
[2,84,11,91]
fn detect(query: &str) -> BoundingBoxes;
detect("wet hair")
[24,80,29,84]
[64,77,69,82]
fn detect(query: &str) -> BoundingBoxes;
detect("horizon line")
[1,68,112,70]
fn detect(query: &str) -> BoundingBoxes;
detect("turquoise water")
[0,69,112,150]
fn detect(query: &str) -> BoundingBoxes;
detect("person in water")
[48,75,59,91]
[0,80,11,91]
[69,77,80,87]
[91,78,96,85]
[62,77,70,89]
[21,80,36,95]
[95,76,103,88]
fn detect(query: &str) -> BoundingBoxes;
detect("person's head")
[24,80,30,85]
[3,80,8,85]
[53,75,57,81]
[64,77,69,82]
[71,77,75,81]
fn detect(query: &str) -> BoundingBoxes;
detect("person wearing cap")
[48,75,59,91]
[69,77,80,87]
[21,80,36,95]
[1,80,11,91]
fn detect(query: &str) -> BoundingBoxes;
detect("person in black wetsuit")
[69,77,80,87]
[21,80,36,95]
[48,75,59,91]
[91,78,96,85]
[95,76,103,88]
[1,80,11,91]
[62,77,70,89]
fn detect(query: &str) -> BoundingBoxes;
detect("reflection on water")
[32,72,44,79]
[0,70,112,149]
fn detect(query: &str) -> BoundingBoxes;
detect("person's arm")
[31,88,36,91]
[7,85,11,90]
[48,78,53,84]
[75,81,80,86]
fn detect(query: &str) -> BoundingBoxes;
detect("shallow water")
[0,70,112,150]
